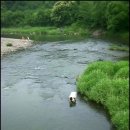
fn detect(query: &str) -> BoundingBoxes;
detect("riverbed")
[1,38,128,130]
[1,37,32,57]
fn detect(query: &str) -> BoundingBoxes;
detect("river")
[1,38,128,130]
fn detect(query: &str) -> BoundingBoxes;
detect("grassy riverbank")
[109,45,129,52]
[1,26,129,45]
[77,61,129,130]
[1,26,89,41]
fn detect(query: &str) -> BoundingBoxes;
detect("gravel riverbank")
[1,37,33,57]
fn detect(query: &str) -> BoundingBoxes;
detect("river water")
[1,39,128,130]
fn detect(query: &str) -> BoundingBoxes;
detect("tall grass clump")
[77,61,129,130]
[113,61,129,73]
[114,67,129,79]
[88,78,113,103]
[83,61,115,77]
[77,69,108,95]
[109,45,129,51]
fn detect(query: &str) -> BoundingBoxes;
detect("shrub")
[6,43,13,46]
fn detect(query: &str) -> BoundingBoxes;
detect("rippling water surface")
[1,39,128,130]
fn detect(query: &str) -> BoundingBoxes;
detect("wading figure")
[69,92,77,103]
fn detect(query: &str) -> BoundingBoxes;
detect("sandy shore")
[1,37,33,57]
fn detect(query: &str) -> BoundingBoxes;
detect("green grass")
[1,27,58,35]
[109,45,129,51]
[77,61,129,130]
[1,26,89,41]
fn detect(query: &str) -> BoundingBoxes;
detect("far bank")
[1,27,129,45]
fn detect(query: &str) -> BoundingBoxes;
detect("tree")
[1,11,14,27]
[91,1,108,29]
[51,1,78,26]
[77,1,93,28]
[35,9,52,26]
[106,1,129,32]
[25,11,37,26]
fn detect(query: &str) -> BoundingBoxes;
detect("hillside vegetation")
[1,1,129,44]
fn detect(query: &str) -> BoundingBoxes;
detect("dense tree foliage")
[51,1,78,26]
[1,1,129,32]
[106,1,129,32]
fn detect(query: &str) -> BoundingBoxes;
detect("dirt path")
[1,37,33,57]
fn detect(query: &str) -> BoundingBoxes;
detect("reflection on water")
[69,102,76,107]
[1,38,128,130]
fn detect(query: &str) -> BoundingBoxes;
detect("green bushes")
[1,1,129,44]
[109,45,129,51]
[106,1,129,32]
[6,43,13,46]
[77,61,129,130]
[2,1,129,34]
[51,1,78,26]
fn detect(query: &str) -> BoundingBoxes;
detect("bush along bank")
[77,61,129,130]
